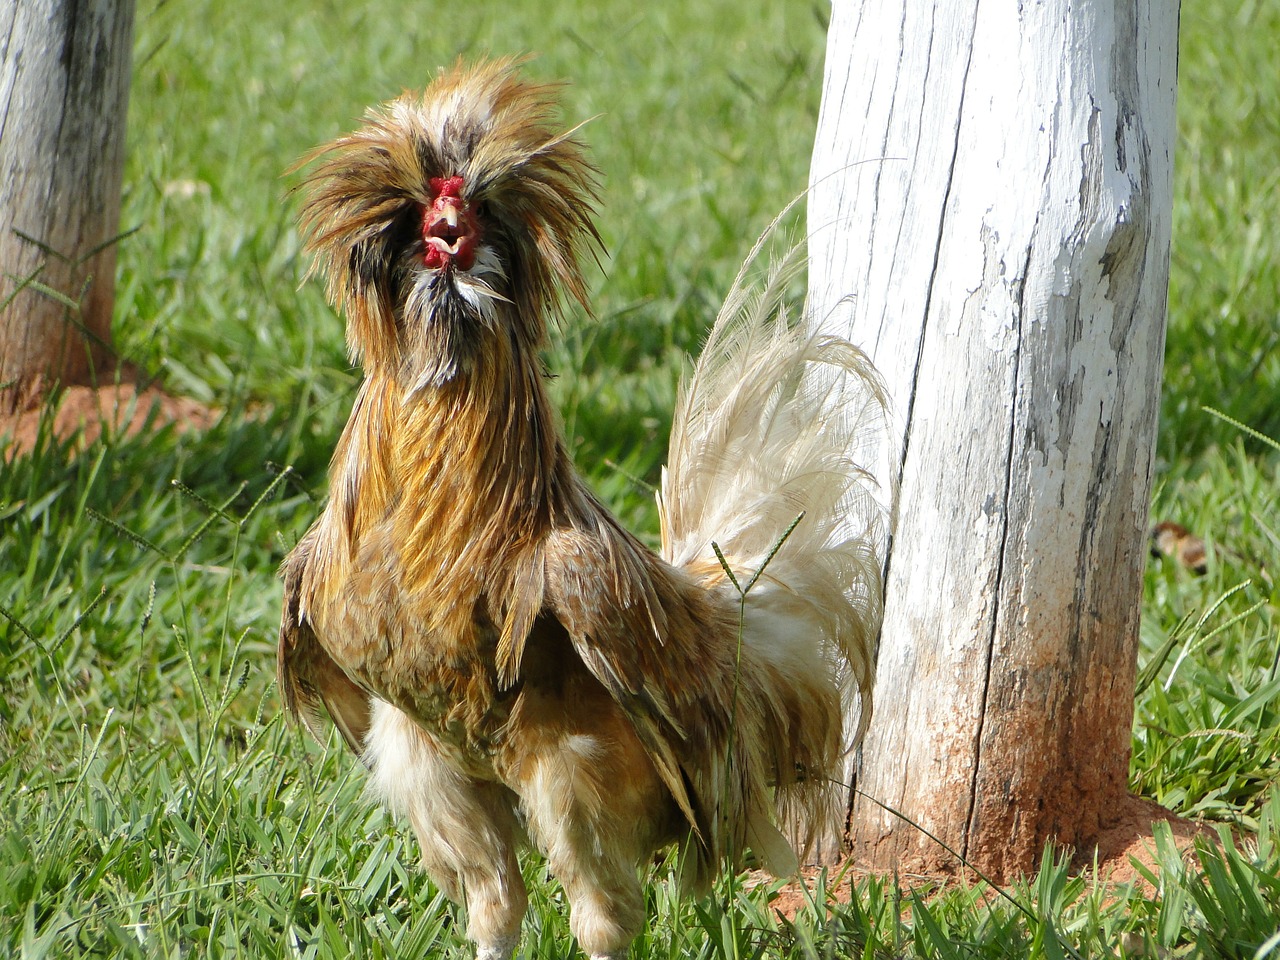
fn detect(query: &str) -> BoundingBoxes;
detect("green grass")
[2,0,1279,956]
[1161,0,1280,461]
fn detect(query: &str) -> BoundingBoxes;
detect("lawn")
[1,0,1278,957]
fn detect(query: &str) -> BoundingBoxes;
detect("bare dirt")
[0,381,219,458]
[761,795,1217,920]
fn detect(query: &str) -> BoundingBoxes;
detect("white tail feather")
[658,225,893,766]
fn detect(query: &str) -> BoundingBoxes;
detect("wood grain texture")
[0,0,134,403]
[808,0,1177,878]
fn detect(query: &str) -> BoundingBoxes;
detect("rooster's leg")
[501,679,674,960]
[364,698,527,959]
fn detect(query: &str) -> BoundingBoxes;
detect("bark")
[808,0,1178,880]
[0,0,134,410]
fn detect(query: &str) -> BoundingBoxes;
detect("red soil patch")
[1,381,219,459]
[761,795,1216,920]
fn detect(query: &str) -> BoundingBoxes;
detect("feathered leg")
[499,681,673,960]
[551,853,643,960]
[364,699,528,960]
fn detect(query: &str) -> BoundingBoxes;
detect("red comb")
[429,175,465,199]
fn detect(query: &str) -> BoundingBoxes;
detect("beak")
[423,196,480,271]
[433,199,461,231]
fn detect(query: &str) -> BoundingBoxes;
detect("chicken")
[278,58,890,960]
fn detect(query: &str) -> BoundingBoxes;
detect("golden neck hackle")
[392,324,565,629]
[320,335,562,631]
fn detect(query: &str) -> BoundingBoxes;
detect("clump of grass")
[1137,423,1280,831]
[1161,0,1280,459]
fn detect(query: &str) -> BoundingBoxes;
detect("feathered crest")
[293,57,602,372]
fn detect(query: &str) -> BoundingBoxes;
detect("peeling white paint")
[808,0,1178,867]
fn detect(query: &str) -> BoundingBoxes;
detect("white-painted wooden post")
[1,0,135,408]
[808,0,1178,878]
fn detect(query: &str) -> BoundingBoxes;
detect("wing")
[540,494,736,852]
[278,529,371,754]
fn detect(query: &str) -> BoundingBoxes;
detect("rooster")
[279,58,889,960]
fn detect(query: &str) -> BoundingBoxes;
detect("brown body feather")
[278,59,888,960]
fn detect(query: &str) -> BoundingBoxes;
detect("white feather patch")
[659,226,894,747]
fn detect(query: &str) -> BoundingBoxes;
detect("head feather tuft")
[293,58,602,372]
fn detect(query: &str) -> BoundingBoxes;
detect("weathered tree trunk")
[0,0,134,409]
[808,0,1178,879]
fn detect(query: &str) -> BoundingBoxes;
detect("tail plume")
[658,219,893,859]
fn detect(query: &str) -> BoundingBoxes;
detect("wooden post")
[0,0,135,409]
[808,0,1178,879]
